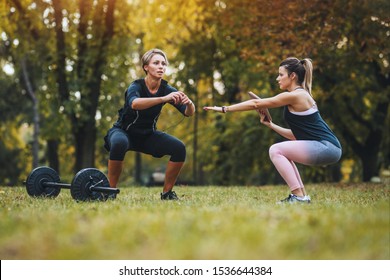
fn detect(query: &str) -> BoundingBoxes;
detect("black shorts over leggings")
[104,127,186,162]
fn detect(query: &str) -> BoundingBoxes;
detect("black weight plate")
[25,166,61,198]
[70,168,109,201]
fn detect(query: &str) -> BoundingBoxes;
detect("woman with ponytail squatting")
[104,49,195,200]
[204,58,341,203]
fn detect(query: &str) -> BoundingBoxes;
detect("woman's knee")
[269,144,281,161]
[109,134,129,160]
[170,140,186,162]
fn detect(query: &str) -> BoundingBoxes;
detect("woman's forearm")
[268,123,296,140]
[226,100,261,112]
[184,101,196,116]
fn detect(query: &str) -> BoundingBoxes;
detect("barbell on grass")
[25,166,119,201]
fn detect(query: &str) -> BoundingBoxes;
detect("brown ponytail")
[301,58,313,95]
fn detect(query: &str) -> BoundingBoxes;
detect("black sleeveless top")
[283,106,341,149]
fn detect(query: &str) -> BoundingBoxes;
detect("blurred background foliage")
[0,0,389,186]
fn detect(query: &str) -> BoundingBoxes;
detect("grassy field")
[0,183,389,260]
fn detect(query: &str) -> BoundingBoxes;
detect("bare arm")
[259,113,296,140]
[184,100,195,117]
[268,123,296,140]
[229,91,298,111]
[204,91,297,113]
[179,93,195,117]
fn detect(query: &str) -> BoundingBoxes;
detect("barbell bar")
[25,166,119,201]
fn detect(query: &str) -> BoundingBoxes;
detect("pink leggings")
[269,140,341,191]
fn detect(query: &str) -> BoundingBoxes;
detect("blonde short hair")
[141,49,169,74]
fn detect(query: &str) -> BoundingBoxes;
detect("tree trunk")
[73,0,116,171]
[73,118,97,171]
[20,57,40,169]
[358,100,388,181]
[52,0,116,171]
[329,163,342,182]
[47,139,60,173]
[72,73,101,171]
[359,132,382,181]
[361,152,379,182]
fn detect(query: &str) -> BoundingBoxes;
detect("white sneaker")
[278,194,311,204]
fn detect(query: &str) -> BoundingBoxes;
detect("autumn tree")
[218,0,390,182]
[2,0,135,173]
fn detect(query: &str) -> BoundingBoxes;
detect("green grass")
[0,183,389,260]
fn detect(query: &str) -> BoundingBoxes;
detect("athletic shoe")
[278,194,311,204]
[161,190,179,200]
